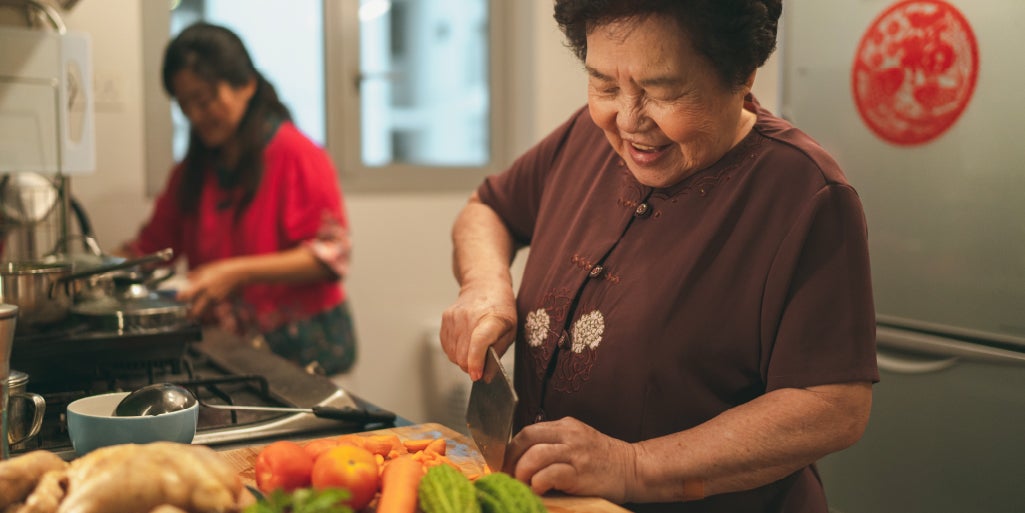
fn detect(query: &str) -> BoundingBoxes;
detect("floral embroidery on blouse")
[526,288,572,381]
[525,308,551,348]
[551,309,603,394]
[571,310,604,353]
[525,301,606,394]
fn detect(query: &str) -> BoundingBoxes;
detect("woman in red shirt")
[121,22,355,375]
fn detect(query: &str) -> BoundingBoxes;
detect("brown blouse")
[477,98,878,513]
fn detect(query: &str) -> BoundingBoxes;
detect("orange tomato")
[254,441,314,493]
[303,438,343,461]
[311,444,381,510]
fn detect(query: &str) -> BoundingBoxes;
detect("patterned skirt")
[262,300,357,376]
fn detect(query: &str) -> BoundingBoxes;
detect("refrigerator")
[778,1,1025,512]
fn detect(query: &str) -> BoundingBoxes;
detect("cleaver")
[465,346,518,471]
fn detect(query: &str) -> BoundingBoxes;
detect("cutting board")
[217,422,629,513]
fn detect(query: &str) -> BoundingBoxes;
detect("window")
[142,0,517,194]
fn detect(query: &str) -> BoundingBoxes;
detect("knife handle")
[311,406,397,424]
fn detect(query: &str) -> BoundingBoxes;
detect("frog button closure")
[634,202,651,218]
[588,264,604,279]
[557,331,570,349]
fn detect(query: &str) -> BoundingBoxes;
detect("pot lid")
[70,294,187,317]
[2,262,72,274]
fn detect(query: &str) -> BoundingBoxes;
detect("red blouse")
[130,121,349,333]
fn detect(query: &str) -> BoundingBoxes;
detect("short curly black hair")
[554,0,782,90]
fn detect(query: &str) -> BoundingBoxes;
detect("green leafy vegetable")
[244,487,354,513]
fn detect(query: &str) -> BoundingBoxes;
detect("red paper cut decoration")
[851,0,979,146]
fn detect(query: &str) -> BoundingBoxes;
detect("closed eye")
[585,66,619,95]
[590,83,619,97]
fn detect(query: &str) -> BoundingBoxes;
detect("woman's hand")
[505,417,639,504]
[439,280,516,381]
[177,258,247,318]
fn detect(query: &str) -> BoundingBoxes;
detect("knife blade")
[465,346,518,471]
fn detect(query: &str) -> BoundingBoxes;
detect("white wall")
[50,0,780,425]
[60,1,151,251]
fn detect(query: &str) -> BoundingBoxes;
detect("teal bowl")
[66,391,198,456]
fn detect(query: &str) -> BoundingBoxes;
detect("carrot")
[363,434,406,457]
[432,456,459,470]
[401,438,434,452]
[332,434,368,449]
[423,438,447,456]
[375,454,424,513]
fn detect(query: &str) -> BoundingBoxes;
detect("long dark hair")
[554,0,782,91]
[161,22,292,216]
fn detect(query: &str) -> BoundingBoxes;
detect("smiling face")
[172,69,255,149]
[586,15,756,188]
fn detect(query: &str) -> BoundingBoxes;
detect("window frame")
[141,0,522,196]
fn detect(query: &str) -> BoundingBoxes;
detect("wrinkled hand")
[505,417,639,504]
[439,281,516,380]
[176,259,245,319]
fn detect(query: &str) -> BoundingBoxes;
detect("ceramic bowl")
[66,391,198,456]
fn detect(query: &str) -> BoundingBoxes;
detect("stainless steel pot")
[0,248,174,331]
[0,262,74,330]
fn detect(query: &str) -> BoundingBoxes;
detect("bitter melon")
[474,472,548,513]
[418,464,481,513]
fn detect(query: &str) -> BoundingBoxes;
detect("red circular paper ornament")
[851,0,979,146]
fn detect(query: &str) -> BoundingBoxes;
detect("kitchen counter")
[190,326,410,448]
[199,326,408,419]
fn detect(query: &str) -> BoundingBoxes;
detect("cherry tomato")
[255,440,314,493]
[311,444,380,510]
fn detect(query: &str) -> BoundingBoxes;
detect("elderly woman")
[440,1,877,512]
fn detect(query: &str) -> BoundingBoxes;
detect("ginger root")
[2,443,248,513]
[57,443,245,513]
[12,470,67,513]
[0,451,68,509]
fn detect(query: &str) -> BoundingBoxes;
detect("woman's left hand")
[504,417,639,503]
[177,259,246,318]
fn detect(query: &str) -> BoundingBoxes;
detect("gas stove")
[10,325,393,458]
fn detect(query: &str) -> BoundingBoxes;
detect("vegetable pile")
[247,434,547,513]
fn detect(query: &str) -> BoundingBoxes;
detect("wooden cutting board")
[217,422,629,513]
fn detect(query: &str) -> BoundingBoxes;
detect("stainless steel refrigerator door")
[780,0,1025,346]
[816,327,1025,513]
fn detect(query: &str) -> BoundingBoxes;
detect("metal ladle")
[113,382,196,416]
[114,382,397,424]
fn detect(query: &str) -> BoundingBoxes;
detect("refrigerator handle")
[876,351,958,374]
[876,326,1025,374]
